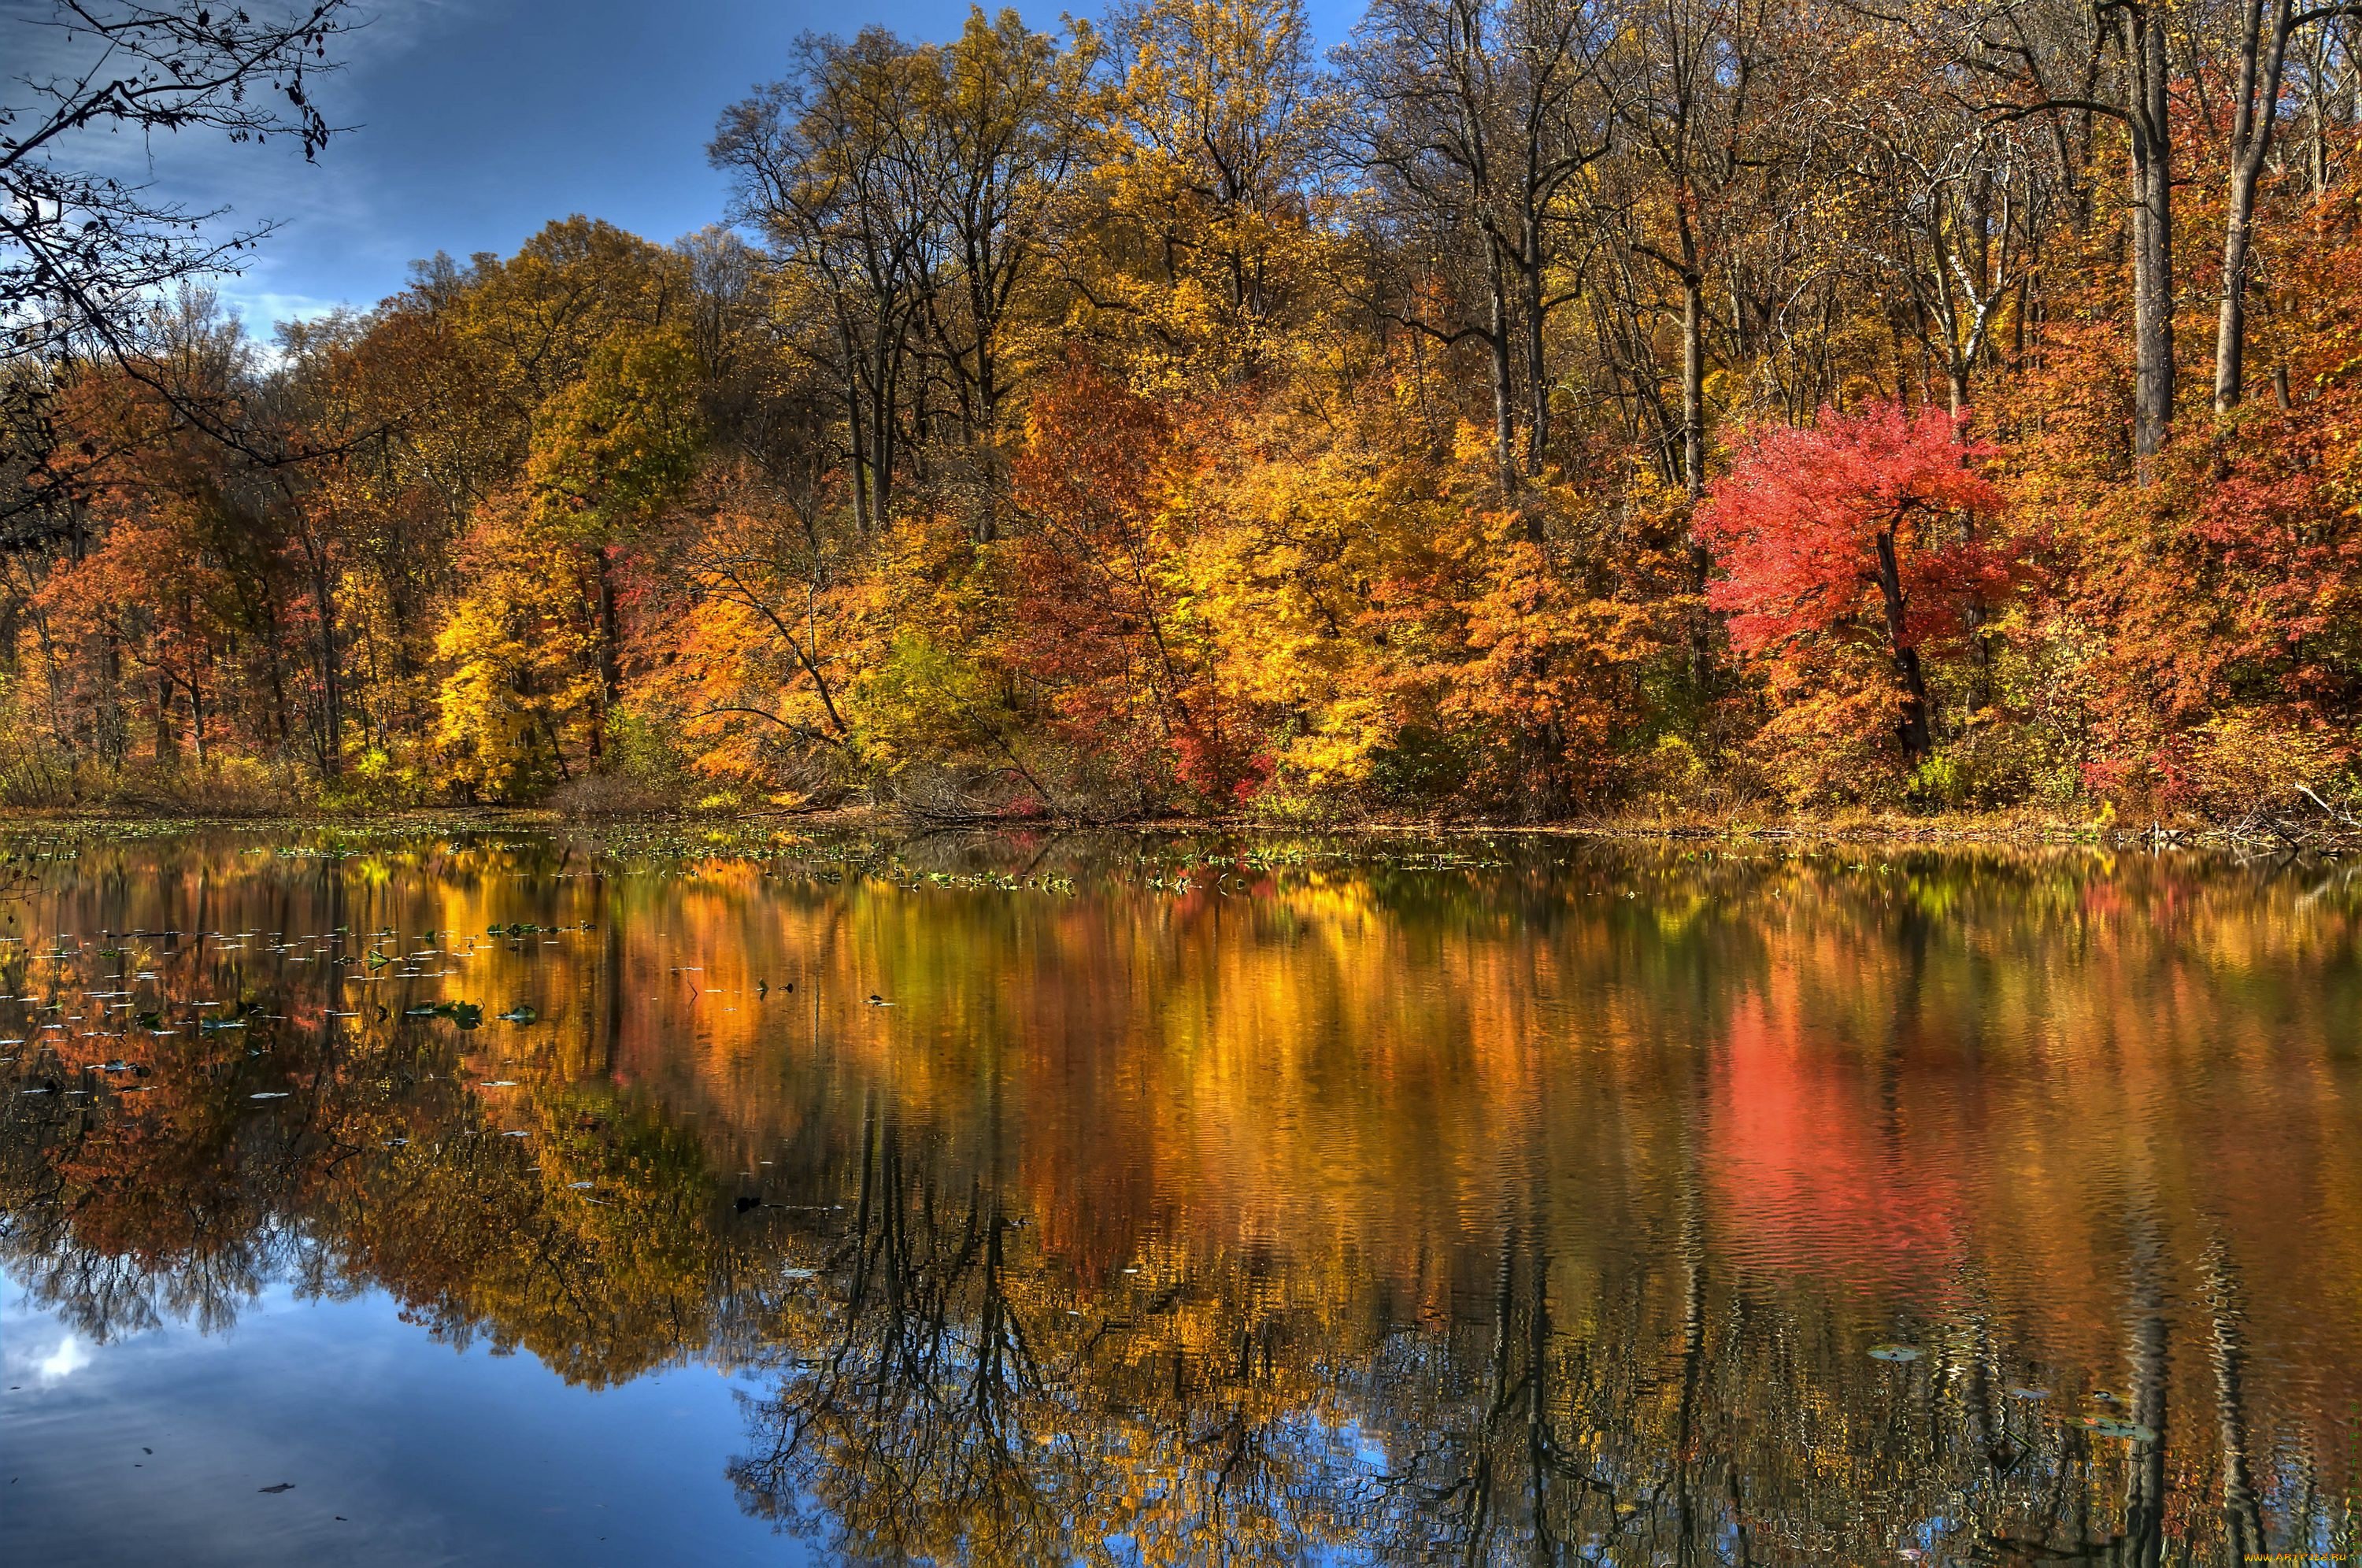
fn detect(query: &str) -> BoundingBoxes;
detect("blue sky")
[37,0,1363,331]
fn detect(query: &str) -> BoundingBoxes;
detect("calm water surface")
[2,827,2358,1566]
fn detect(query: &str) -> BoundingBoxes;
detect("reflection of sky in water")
[0,1267,803,1566]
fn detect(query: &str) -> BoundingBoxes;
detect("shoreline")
[0,801,2344,854]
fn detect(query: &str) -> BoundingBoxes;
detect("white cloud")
[6,0,487,321]
[37,1332,92,1381]
[9,1329,94,1385]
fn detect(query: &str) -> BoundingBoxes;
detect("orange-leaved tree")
[1009,359,1230,802]
[1696,401,2010,773]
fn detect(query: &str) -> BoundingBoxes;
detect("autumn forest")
[6,0,2362,823]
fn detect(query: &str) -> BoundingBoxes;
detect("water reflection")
[2,829,2360,1563]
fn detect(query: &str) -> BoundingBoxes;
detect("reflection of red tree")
[1710,994,1966,1291]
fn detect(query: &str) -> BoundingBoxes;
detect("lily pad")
[2082,1415,2159,1443]
[1868,1344,1923,1363]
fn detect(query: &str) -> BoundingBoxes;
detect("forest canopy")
[4,0,2361,823]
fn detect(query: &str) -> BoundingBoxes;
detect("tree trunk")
[593,546,621,765]
[154,674,177,766]
[1875,526,1934,759]
[2127,13,2176,464]
[2214,168,2258,412]
[1683,274,1715,691]
[1521,223,1549,480]
[2215,0,2296,415]
[976,345,1001,545]
[1681,276,1706,497]
[312,560,342,778]
[1487,242,1520,497]
[846,389,873,534]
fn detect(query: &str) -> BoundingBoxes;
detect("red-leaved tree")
[1696,401,2011,762]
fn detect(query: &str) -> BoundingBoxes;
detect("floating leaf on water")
[1868,1344,1923,1363]
[2082,1416,2159,1443]
[250,1092,290,1100]
[497,1006,537,1024]
[567,1181,594,1189]
[477,1079,518,1088]
[2008,1386,2049,1400]
[781,1268,818,1279]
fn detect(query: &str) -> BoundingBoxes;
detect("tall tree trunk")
[154,673,177,765]
[1875,525,1934,759]
[2216,0,2296,414]
[311,558,342,778]
[2216,161,2260,414]
[2127,11,2176,463]
[1520,224,1549,480]
[593,546,621,765]
[2305,39,2329,195]
[1487,241,1520,497]
[1681,274,1706,497]
[976,346,1001,545]
[846,388,873,534]
[1683,272,1715,691]
[870,320,901,526]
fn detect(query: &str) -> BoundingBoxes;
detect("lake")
[2,826,2358,1565]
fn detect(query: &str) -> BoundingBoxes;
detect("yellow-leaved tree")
[432,326,705,797]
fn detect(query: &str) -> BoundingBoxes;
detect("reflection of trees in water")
[732,1103,1067,1560]
[0,1002,739,1386]
[720,1125,2361,1566]
[5,1025,2355,1565]
[5,830,2362,1562]
[2204,1232,2268,1566]
[730,1098,1375,1563]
